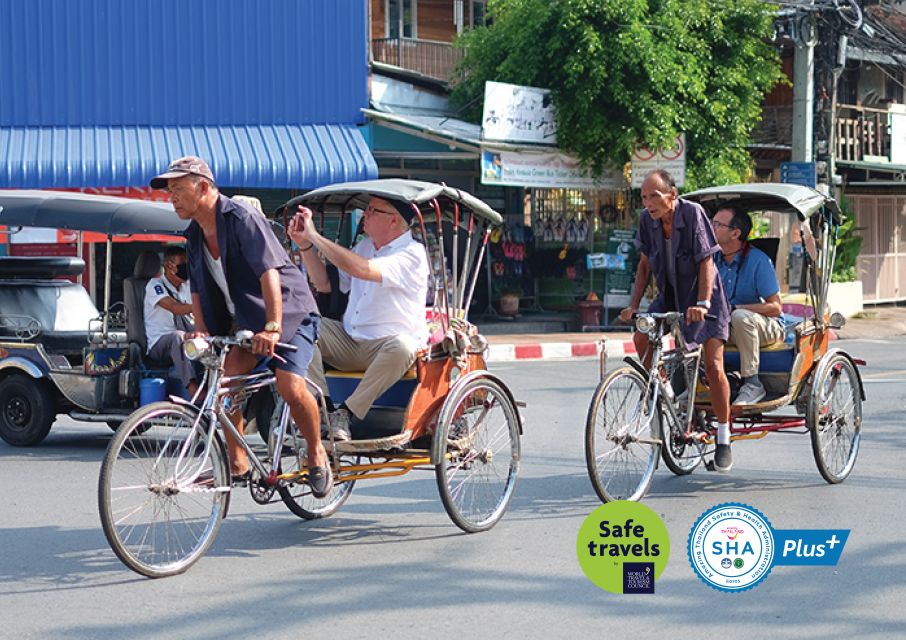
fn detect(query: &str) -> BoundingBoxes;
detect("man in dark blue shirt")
[712,205,785,406]
[620,169,734,472]
[150,156,332,498]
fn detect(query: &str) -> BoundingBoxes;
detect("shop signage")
[586,253,627,270]
[481,148,626,189]
[605,229,638,295]
[482,81,557,145]
[630,134,686,187]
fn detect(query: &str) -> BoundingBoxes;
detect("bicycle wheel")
[434,374,521,533]
[808,354,862,484]
[585,367,659,502]
[98,401,230,578]
[659,397,704,475]
[277,434,355,519]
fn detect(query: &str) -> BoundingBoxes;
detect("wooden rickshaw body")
[285,179,521,462]
[683,183,864,423]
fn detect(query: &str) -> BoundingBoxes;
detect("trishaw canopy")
[684,183,841,223]
[288,179,504,227]
[0,190,186,235]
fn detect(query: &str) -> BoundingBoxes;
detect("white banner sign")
[481,148,626,189]
[482,81,557,145]
[630,133,686,187]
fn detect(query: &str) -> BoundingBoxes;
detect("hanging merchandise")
[553,215,566,241]
[576,213,589,243]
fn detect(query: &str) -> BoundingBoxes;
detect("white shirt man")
[143,247,197,394]
[290,196,429,440]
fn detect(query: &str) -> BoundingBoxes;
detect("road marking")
[861,369,906,379]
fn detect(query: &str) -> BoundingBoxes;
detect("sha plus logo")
[688,502,851,592]
[688,503,775,592]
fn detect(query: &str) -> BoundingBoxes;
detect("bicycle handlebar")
[189,331,298,353]
[632,311,718,322]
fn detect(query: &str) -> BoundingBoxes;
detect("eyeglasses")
[364,204,397,217]
[712,220,737,231]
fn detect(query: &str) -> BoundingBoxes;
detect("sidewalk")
[484,305,906,363]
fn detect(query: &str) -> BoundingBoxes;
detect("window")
[471,1,490,27]
[387,0,416,39]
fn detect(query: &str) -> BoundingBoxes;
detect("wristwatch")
[696,299,711,310]
[264,320,281,334]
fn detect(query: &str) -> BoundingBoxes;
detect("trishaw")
[0,190,189,445]
[98,179,523,577]
[585,183,864,502]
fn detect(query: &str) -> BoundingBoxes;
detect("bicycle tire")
[808,354,862,484]
[434,373,521,533]
[659,397,704,475]
[585,367,659,502]
[98,401,230,578]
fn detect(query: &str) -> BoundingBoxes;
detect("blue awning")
[0,124,377,190]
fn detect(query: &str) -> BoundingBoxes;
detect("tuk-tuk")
[0,190,187,445]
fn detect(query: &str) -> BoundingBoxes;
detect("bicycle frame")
[171,334,312,490]
[632,312,703,438]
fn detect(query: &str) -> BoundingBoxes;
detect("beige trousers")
[727,309,785,378]
[307,317,420,419]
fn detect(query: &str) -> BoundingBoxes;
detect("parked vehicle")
[0,190,187,445]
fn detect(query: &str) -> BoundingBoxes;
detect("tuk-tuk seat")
[123,250,167,366]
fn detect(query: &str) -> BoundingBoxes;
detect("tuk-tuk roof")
[290,179,504,226]
[683,183,841,222]
[0,190,186,235]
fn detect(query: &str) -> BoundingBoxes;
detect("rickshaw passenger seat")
[723,341,794,373]
[123,250,164,363]
[324,367,417,409]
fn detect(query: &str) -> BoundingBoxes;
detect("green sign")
[604,229,638,295]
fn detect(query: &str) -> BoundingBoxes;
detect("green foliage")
[452,0,783,189]
[832,195,864,283]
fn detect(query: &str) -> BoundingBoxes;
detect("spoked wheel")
[585,367,660,502]
[98,401,230,578]
[659,398,704,475]
[434,374,521,533]
[277,436,356,519]
[808,354,862,484]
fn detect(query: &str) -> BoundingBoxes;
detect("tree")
[452,0,784,189]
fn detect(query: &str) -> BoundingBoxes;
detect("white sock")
[717,422,731,445]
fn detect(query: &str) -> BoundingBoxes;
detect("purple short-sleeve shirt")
[635,197,730,347]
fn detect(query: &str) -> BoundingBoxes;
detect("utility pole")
[792,35,815,163]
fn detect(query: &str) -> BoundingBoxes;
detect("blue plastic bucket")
[139,378,167,406]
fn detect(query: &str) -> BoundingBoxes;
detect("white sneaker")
[734,382,766,406]
[326,408,352,442]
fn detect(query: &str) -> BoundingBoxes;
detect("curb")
[487,338,680,363]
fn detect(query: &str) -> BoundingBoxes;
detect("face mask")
[175,264,189,280]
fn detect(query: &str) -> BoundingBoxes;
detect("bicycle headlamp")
[183,338,209,360]
[635,316,657,333]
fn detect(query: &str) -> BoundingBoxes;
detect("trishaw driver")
[619,169,735,472]
[288,197,429,441]
[150,156,333,498]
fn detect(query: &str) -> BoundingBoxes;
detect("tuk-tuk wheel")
[0,373,55,446]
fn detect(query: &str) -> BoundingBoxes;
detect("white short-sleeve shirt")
[340,231,429,344]
[144,276,192,351]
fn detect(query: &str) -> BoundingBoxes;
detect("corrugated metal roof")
[0,124,378,189]
[0,0,368,127]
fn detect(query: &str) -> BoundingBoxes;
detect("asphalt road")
[1,337,904,639]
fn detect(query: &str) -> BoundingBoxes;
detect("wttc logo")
[688,503,850,592]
